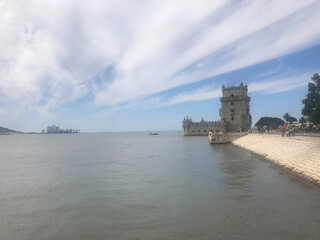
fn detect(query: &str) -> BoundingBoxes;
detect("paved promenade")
[232,134,320,185]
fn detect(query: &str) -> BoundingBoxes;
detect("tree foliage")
[283,113,290,122]
[283,113,297,123]
[302,73,320,124]
[255,117,284,129]
[299,116,307,124]
[288,116,297,123]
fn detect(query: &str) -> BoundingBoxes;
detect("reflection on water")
[215,144,256,191]
[0,132,320,240]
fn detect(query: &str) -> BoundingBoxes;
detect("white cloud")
[0,0,320,121]
[248,73,313,94]
[155,71,316,108]
[158,86,221,107]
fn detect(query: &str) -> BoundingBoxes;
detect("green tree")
[287,116,297,123]
[255,117,284,129]
[302,73,320,124]
[282,113,297,123]
[299,117,307,124]
[283,113,291,122]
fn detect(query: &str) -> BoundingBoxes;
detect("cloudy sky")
[1,0,320,132]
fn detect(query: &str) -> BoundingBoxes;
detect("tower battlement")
[222,82,248,91]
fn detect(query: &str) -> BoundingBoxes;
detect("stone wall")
[220,84,251,132]
[182,117,224,136]
[183,124,225,136]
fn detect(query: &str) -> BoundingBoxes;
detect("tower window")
[231,94,234,98]
[231,117,234,121]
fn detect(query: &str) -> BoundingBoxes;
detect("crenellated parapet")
[222,82,247,91]
[183,117,221,128]
[183,117,224,136]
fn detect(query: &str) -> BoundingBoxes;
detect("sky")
[1,0,320,132]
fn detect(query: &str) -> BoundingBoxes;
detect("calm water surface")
[1,132,320,240]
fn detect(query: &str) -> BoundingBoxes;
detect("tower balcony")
[220,96,250,102]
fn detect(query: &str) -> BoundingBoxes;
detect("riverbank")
[232,134,320,186]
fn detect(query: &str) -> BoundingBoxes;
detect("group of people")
[257,126,273,134]
[256,122,320,136]
[280,122,294,137]
[257,123,295,136]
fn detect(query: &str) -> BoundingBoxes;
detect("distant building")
[182,82,252,136]
[47,125,61,134]
[45,125,80,134]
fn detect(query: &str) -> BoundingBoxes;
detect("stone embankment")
[232,134,320,185]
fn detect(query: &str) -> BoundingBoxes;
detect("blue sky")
[0,0,320,132]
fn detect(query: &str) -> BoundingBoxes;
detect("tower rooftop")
[222,82,247,91]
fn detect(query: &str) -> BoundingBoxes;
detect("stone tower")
[219,82,252,132]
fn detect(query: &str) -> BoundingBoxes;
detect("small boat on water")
[149,132,159,135]
[208,131,246,144]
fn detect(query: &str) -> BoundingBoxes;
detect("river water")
[1,132,320,240]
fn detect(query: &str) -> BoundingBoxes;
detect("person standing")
[280,125,284,137]
[284,122,289,137]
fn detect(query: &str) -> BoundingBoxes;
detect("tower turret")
[219,83,251,131]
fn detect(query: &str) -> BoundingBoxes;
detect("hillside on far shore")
[0,126,23,134]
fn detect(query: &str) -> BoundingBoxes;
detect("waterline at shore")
[232,134,320,186]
